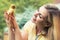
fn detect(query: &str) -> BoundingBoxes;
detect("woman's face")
[32,6,48,24]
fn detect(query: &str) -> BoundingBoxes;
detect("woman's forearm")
[11,18,23,40]
[8,27,15,40]
[5,18,15,40]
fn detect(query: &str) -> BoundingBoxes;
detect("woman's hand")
[4,4,15,22]
[4,11,14,21]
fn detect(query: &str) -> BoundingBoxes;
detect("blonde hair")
[44,4,59,40]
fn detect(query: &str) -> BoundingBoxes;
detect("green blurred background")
[0,0,53,40]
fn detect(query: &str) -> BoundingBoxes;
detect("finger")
[4,11,9,20]
[9,15,15,22]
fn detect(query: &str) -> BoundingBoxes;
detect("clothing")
[22,20,48,40]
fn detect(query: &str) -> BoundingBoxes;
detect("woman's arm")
[4,10,28,40]
[4,4,28,40]
[4,11,15,40]
[10,13,28,40]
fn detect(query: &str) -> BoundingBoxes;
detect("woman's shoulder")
[21,20,36,33]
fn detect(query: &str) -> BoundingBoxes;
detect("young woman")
[4,4,60,40]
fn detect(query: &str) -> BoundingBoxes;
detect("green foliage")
[18,6,35,29]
